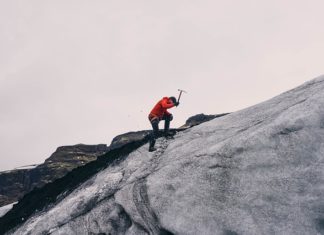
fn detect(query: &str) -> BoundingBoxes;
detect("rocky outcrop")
[0,144,108,207]
[110,131,151,150]
[45,144,108,164]
[181,113,229,128]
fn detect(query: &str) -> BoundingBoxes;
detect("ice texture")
[9,75,324,235]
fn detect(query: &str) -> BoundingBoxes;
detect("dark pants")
[148,114,173,149]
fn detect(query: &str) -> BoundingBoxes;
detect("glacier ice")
[6,76,324,235]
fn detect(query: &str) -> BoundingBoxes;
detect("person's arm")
[161,98,175,109]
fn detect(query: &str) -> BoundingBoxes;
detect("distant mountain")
[3,76,324,234]
[0,144,108,207]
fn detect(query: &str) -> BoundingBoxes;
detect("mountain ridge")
[0,113,222,209]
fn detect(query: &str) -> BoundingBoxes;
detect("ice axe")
[177,89,187,103]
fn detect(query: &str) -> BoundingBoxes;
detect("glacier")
[4,76,324,235]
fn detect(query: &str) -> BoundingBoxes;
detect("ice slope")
[0,203,16,218]
[9,76,324,235]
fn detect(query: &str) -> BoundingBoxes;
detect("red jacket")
[149,97,175,120]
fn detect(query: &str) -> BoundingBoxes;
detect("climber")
[148,96,179,152]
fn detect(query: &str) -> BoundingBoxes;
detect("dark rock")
[110,131,151,150]
[181,113,229,128]
[0,144,108,207]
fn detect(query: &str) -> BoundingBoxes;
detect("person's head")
[169,96,177,104]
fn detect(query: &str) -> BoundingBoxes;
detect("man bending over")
[148,96,179,152]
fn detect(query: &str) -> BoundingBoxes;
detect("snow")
[0,165,39,174]
[0,202,17,218]
[14,164,38,170]
[8,76,324,235]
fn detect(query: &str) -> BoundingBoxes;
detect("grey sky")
[1,0,323,171]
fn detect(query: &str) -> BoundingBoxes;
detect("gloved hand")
[175,102,180,107]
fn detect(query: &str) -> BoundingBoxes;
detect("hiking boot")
[164,132,174,139]
[149,139,156,151]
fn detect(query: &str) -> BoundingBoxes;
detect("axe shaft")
[177,91,183,102]
[177,89,186,102]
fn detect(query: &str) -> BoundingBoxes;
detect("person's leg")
[162,114,173,135]
[149,117,159,151]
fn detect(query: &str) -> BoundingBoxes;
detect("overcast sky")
[0,0,323,171]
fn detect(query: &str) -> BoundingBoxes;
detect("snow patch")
[0,202,17,218]
[14,164,38,170]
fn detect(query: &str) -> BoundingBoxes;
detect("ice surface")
[8,76,324,235]
[0,202,17,218]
